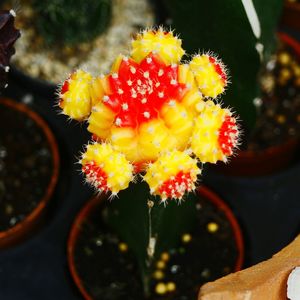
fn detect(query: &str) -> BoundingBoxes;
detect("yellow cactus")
[58,28,240,200]
[191,101,239,163]
[59,70,95,120]
[190,54,228,98]
[59,70,105,121]
[144,150,201,201]
[81,143,134,194]
[131,27,185,65]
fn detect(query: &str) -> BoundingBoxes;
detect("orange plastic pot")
[0,98,59,248]
[67,185,244,300]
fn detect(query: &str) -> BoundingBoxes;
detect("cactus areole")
[58,27,240,202]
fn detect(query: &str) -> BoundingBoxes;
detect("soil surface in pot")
[0,101,53,231]
[246,39,300,151]
[72,194,238,300]
[3,0,154,83]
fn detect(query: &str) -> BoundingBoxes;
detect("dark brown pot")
[281,2,300,32]
[0,98,60,248]
[67,186,244,300]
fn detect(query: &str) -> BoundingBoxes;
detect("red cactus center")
[104,53,187,128]
[218,115,238,155]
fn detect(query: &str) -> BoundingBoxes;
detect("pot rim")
[67,185,244,300]
[0,98,60,245]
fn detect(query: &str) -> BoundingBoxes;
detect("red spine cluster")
[158,171,195,200]
[218,115,238,156]
[209,56,227,84]
[82,161,109,192]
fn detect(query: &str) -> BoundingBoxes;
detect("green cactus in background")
[32,0,112,46]
[162,0,283,133]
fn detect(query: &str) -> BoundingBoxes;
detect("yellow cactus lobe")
[144,150,201,201]
[90,77,104,107]
[81,143,133,194]
[87,103,116,139]
[178,64,196,88]
[111,54,125,73]
[131,28,185,65]
[160,102,194,150]
[190,54,227,98]
[59,70,94,121]
[191,101,238,163]
[110,126,139,162]
[138,119,176,162]
[180,88,204,115]
[99,75,112,94]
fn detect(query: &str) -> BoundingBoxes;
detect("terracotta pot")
[67,185,244,300]
[281,2,300,32]
[0,98,60,248]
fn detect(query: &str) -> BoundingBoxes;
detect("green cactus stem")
[103,181,198,296]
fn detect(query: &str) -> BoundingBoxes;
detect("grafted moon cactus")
[58,27,240,201]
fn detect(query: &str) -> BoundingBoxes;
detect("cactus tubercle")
[144,150,201,201]
[190,53,228,98]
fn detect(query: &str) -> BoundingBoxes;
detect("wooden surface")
[198,235,300,300]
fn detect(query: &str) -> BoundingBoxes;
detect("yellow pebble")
[153,270,164,280]
[280,68,291,80]
[207,222,219,233]
[161,252,170,262]
[156,260,166,269]
[276,115,286,124]
[118,243,128,252]
[293,65,300,77]
[166,282,176,292]
[182,233,192,243]
[278,52,291,66]
[155,282,167,295]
